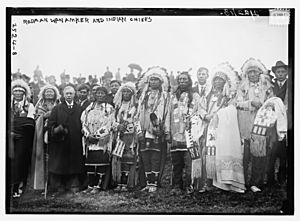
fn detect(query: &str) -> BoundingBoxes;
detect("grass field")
[7,155,289,214]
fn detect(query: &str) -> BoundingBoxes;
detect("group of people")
[9,58,289,199]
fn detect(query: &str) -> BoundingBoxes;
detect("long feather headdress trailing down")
[136,66,170,93]
[211,62,238,97]
[113,82,137,109]
[11,79,31,98]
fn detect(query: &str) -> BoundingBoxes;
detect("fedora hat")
[271,61,288,73]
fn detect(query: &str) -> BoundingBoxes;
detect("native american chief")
[111,82,138,191]
[135,66,170,193]
[199,62,246,193]
[30,84,60,190]
[81,86,115,193]
[10,79,35,198]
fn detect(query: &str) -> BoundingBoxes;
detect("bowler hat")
[271,61,288,73]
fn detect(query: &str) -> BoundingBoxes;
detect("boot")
[141,172,151,192]
[149,172,159,193]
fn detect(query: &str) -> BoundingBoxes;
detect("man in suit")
[76,83,91,110]
[267,61,288,187]
[107,80,121,107]
[272,61,288,107]
[47,86,85,193]
[193,67,210,97]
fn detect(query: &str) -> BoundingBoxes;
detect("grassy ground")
[7,155,288,214]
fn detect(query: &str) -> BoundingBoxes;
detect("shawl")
[30,101,56,189]
[250,97,287,157]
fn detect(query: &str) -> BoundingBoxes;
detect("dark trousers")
[141,150,161,186]
[171,150,192,189]
[250,156,267,188]
[85,150,111,189]
[243,139,251,187]
[49,173,80,191]
[244,138,268,188]
[141,150,161,173]
[86,165,111,189]
[267,139,287,185]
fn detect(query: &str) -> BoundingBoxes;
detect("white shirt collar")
[277,79,287,86]
[65,100,74,106]
[80,99,87,105]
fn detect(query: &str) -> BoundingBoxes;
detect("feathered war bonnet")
[113,82,137,109]
[211,62,238,97]
[240,58,272,90]
[11,79,31,99]
[38,84,61,101]
[241,57,268,77]
[136,66,170,103]
[136,66,170,99]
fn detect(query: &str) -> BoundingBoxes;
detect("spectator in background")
[115,68,121,82]
[76,84,91,110]
[12,69,22,81]
[29,66,45,105]
[58,71,67,96]
[107,80,121,107]
[48,75,59,88]
[58,71,74,97]
[86,75,94,89]
[193,67,211,98]
[21,74,31,84]
[104,66,113,80]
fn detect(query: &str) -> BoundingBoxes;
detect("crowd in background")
[9,59,289,200]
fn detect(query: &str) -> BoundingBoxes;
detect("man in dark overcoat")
[267,61,288,187]
[47,85,84,193]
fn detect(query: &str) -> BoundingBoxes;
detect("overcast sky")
[11,15,288,84]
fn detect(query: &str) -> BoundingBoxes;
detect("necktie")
[201,86,204,96]
[279,82,282,88]
[68,105,72,109]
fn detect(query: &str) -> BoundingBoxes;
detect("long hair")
[174,72,194,110]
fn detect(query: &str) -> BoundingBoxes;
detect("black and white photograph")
[4,3,296,216]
